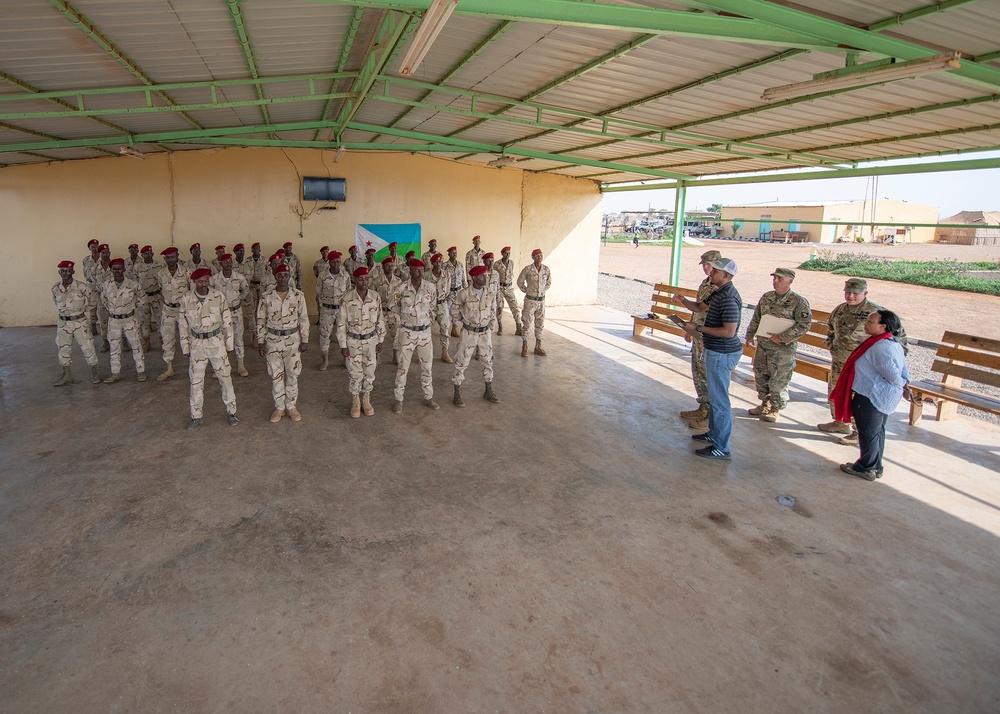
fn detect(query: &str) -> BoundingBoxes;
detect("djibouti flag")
[355,223,422,263]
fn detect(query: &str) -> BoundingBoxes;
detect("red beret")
[365,248,376,255]
[58,260,74,269]
[191,267,212,280]
[349,245,358,252]
[482,252,494,261]
[87,239,99,247]
[283,241,293,248]
[161,247,179,256]
[353,267,369,278]
[407,258,425,268]
[388,242,397,248]
[405,250,415,258]
[109,258,125,267]
[275,248,285,257]
[273,263,290,275]
[98,243,109,252]
[251,242,261,249]
[190,243,200,250]
[381,256,394,265]
[269,254,281,262]
[328,251,342,260]
[447,246,457,253]
[128,243,138,250]
[531,248,543,257]
[233,243,245,251]
[141,245,152,253]
[502,246,511,252]
[469,265,488,277]
[320,245,329,252]
[473,235,481,240]
[220,253,233,262]
[430,253,443,263]
[215,244,225,251]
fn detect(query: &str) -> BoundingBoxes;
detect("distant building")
[719,200,939,244]
[935,211,1000,246]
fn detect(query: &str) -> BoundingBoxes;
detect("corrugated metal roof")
[2,0,999,182]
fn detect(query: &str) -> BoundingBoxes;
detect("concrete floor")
[1,306,998,712]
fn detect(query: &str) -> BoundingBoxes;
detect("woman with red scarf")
[829,309,910,481]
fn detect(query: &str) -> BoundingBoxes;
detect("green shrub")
[798,252,1000,295]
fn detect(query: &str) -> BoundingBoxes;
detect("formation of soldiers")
[52,237,553,428]
[675,250,906,447]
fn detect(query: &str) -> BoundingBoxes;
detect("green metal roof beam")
[48,0,203,130]
[314,0,841,49]
[866,0,982,32]
[225,0,272,130]
[171,138,473,151]
[975,50,1000,64]
[314,5,366,141]
[691,0,1000,91]
[334,11,417,142]
[0,119,116,158]
[374,20,514,142]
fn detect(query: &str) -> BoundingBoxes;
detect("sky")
[601,153,1000,219]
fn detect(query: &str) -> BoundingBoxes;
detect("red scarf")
[831,332,894,422]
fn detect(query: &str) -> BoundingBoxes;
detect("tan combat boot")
[53,366,74,387]
[680,405,708,420]
[839,430,860,446]
[286,406,302,422]
[520,342,528,357]
[361,392,375,416]
[747,401,770,416]
[319,351,329,371]
[237,357,249,377]
[533,342,547,356]
[441,347,453,363]
[817,420,851,434]
[451,324,461,338]
[157,362,174,381]
[269,408,285,423]
[760,406,780,423]
[142,337,151,352]
[688,416,709,430]
[350,394,361,419]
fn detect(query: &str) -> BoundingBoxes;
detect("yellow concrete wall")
[721,205,825,241]
[0,148,602,326]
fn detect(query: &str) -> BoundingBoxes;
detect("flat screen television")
[303,177,347,202]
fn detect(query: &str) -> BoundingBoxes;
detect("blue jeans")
[705,348,742,454]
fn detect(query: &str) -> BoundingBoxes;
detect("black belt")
[190,327,221,339]
[382,307,392,312]
[164,301,181,308]
[525,295,544,301]
[146,289,161,296]
[401,323,430,332]
[347,328,377,340]
[451,287,460,292]
[463,323,489,333]
[109,310,135,319]
[267,326,298,337]
[59,312,86,321]
[251,280,261,285]
[228,303,241,311]
[501,282,512,287]
[322,302,340,310]
[436,298,447,305]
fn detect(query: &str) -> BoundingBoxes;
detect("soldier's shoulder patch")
[393,293,402,301]
[799,310,811,319]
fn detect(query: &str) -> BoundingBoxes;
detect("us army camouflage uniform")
[179,288,236,419]
[132,258,161,341]
[337,287,386,396]
[691,276,718,407]
[517,262,552,343]
[494,258,522,332]
[317,269,353,352]
[391,278,438,402]
[450,282,498,386]
[257,287,310,411]
[52,279,99,367]
[102,276,146,375]
[370,268,401,357]
[211,270,250,359]
[425,268,453,354]
[746,290,812,410]
[156,263,191,365]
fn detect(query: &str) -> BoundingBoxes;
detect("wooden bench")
[908,332,1000,425]
[632,283,834,384]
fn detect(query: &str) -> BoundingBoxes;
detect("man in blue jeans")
[675,258,743,460]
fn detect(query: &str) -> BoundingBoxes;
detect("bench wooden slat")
[935,344,1000,371]
[798,334,829,350]
[929,359,1000,390]
[908,380,1000,424]
[941,331,1000,354]
[653,283,698,297]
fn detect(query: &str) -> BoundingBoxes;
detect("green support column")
[669,182,687,285]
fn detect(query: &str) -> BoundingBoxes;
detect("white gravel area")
[598,272,999,426]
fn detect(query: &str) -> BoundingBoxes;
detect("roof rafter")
[314,5,366,141]
[225,0,273,133]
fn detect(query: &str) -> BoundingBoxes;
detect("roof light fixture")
[118,147,148,160]
[761,52,961,102]
[398,0,459,77]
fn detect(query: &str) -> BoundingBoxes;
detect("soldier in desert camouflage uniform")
[465,235,485,270]
[178,267,238,429]
[82,239,100,337]
[244,243,267,343]
[185,242,211,274]
[517,248,552,357]
[282,241,302,289]
[101,258,146,383]
[745,267,812,422]
[342,245,362,277]
[420,239,438,270]
[317,250,353,370]
[494,246,522,336]
[337,267,386,418]
[443,246,467,339]
[313,246,330,321]
[257,264,310,423]
[211,254,251,377]
[93,244,114,352]
[450,264,500,407]
[210,244,226,273]
[155,247,191,381]
[370,256,401,364]
[125,243,141,279]
[426,253,454,363]
[132,245,160,351]
[260,253,298,294]
[389,258,440,413]
[51,260,101,386]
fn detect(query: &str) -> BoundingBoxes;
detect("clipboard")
[666,313,687,328]
[752,314,795,340]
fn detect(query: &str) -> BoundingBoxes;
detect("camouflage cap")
[699,250,722,264]
[771,267,796,280]
[844,278,868,293]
